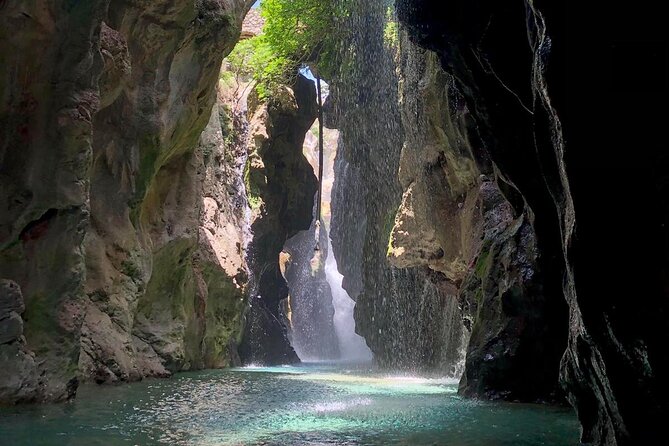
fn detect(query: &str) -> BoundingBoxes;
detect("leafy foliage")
[225,38,256,80]
[242,0,353,98]
[383,7,399,49]
[225,0,399,99]
[260,0,346,71]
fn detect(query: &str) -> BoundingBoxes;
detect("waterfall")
[325,239,373,362]
[283,76,372,363]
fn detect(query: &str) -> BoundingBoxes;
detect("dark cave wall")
[397,0,669,444]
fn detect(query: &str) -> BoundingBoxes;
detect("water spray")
[315,74,324,253]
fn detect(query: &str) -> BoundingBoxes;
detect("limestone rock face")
[397,0,669,443]
[391,39,563,401]
[80,0,253,383]
[0,0,108,402]
[329,6,467,375]
[329,3,564,400]
[0,0,254,400]
[239,74,319,365]
[0,280,43,404]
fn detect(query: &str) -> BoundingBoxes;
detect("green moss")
[121,258,142,282]
[383,208,398,256]
[22,292,59,356]
[137,238,197,319]
[474,287,484,306]
[129,135,161,225]
[136,240,249,369]
[383,7,399,50]
[474,247,492,278]
[200,262,247,367]
[136,239,201,369]
[248,195,264,210]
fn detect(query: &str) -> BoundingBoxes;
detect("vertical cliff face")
[389,31,562,400]
[0,0,108,403]
[82,0,254,383]
[328,5,467,374]
[328,1,561,393]
[0,280,44,403]
[0,0,254,403]
[538,2,669,444]
[238,74,319,365]
[397,0,669,444]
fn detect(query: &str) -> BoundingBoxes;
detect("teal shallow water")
[0,363,579,445]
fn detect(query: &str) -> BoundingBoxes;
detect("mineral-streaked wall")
[0,0,254,403]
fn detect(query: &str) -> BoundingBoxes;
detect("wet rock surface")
[238,74,319,365]
[283,223,339,361]
[0,0,254,399]
[0,280,43,404]
[397,0,669,444]
[328,4,467,375]
[327,2,562,398]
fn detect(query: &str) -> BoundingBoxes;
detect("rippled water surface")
[0,363,579,445]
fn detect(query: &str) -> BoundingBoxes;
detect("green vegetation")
[225,0,354,99]
[474,245,492,279]
[243,157,265,210]
[383,7,399,49]
[225,38,256,80]
[224,0,400,99]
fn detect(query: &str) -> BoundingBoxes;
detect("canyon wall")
[396,0,669,444]
[1,1,666,444]
[391,31,564,401]
[283,223,339,361]
[329,2,564,400]
[0,0,255,403]
[328,4,468,375]
[238,74,319,365]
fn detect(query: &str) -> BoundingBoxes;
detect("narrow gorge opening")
[280,78,373,363]
[1,0,667,445]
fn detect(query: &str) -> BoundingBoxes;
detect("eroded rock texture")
[390,35,562,400]
[283,223,339,361]
[328,1,562,396]
[0,280,44,403]
[397,0,669,444]
[83,0,254,383]
[0,0,254,402]
[238,75,319,365]
[328,4,467,375]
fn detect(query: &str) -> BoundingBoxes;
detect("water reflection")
[0,363,579,446]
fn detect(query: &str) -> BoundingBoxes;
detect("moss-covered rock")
[0,0,255,400]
